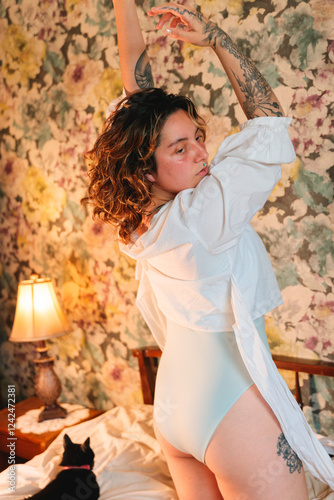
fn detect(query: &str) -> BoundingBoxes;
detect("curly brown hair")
[82,88,206,244]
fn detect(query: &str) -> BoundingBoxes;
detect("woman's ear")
[145,173,156,183]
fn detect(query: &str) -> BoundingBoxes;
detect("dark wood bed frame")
[133,346,334,407]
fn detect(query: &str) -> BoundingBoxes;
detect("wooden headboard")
[133,346,334,407]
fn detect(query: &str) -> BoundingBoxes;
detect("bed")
[0,348,333,500]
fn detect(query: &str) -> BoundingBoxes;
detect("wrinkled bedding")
[0,404,177,500]
[0,404,332,499]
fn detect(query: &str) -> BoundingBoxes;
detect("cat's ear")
[64,434,72,446]
[82,437,90,451]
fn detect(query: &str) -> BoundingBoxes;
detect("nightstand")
[0,396,103,470]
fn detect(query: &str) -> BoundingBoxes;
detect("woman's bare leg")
[154,423,224,500]
[205,385,309,500]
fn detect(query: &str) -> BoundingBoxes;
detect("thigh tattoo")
[277,433,302,474]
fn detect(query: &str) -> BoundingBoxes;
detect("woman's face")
[146,110,209,197]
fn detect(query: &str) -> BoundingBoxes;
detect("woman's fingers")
[147,3,211,47]
[170,17,186,29]
[163,25,205,45]
[149,7,189,33]
[155,12,174,30]
[147,3,197,26]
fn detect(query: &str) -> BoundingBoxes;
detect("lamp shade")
[10,275,71,342]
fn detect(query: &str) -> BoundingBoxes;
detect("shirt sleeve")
[181,116,296,253]
[106,89,127,119]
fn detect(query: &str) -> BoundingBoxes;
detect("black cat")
[25,434,100,500]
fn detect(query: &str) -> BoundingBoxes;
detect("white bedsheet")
[0,404,177,500]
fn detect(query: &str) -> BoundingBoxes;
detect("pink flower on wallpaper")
[322,340,332,351]
[111,366,123,381]
[0,151,28,195]
[304,336,319,350]
[62,54,103,110]
[290,88,332,156]
[9,0,67,47]
[97,351,142,407]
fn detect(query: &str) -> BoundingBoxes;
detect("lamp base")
[34,341,67,422]
[38,402,67,422]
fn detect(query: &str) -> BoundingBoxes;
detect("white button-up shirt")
[121,116,294,349]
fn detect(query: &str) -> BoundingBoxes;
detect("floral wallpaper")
[0,0,333,438]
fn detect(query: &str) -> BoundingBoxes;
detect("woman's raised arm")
[148,3,284,119]
[113,0,154,94]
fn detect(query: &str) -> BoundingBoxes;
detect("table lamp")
[9,274,72,422]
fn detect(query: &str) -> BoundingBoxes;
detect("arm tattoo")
[277,433,302,474]
[203,25,282,118]
[156,6,281,118]
[135,50,154,89]
[232,69,282,119]
[156,5,205,23]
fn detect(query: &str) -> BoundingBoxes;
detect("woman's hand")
[147,3,218,48]
[148,1,284,118]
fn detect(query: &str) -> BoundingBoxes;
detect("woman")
[84,1,334,498]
